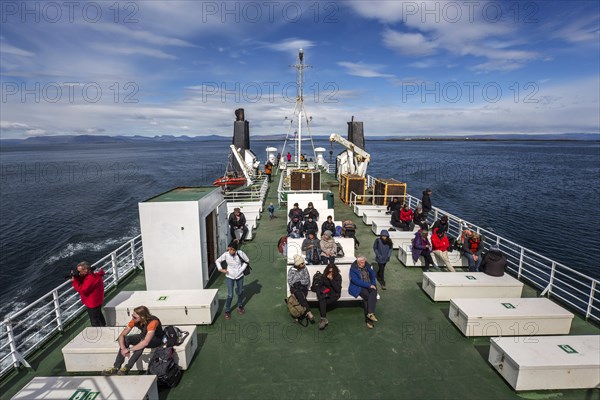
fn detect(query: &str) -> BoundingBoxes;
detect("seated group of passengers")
[378,196,507,276]
[287,255,379,330]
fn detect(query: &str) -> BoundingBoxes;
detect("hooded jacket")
[215,250,249,280]
[72,268,105,308]
[373,232,393,264]
[412,231,431,262]
[421,191,432,213]
[481,250,507,277]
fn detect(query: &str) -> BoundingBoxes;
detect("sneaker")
[381,283,386,290]
[366,313,378,322]
[366,321,374,329]
[224,311,231,320]
[116,366,130,376]
[318,318,328,330]
[238,306,245,315]
[306,312,316,324]
[101,367,118,376]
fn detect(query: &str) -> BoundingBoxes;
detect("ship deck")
[1,170,599,400]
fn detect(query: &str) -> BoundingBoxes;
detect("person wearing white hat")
[287,255,315,323]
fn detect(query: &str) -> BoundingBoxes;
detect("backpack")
[335,241,345,257]
[162,326,189,348]
[285,294,306,319]
[147,347,182,388]
[310,271,324,292]
[335,226,343,237]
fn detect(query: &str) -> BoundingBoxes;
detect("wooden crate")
[373,178,406,205]
[290,170,320,191]
[340,174,365,204]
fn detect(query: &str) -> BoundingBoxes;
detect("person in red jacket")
[71,261,106,326]
[431,228,455,272]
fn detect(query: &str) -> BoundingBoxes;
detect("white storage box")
[362,209,389,225]
[62,326,197,371]
[105,289,218,326]
[11,376,158,400]
[488,335,600,391]
[449,298,574,337]
[423,272,524,301]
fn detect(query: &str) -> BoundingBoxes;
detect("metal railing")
[349,180,600,324]
[223,177,269,202]
[0,235,144,379]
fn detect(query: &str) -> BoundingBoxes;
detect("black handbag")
[237,251,251,276]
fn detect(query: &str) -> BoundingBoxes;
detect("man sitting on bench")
[102,305,164,376]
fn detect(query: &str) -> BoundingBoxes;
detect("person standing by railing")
[71,261,106,327]
[421,189,432,219]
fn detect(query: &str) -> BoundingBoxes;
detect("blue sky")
[1,0,599,138]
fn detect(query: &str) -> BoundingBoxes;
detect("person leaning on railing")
[71,261,106,327]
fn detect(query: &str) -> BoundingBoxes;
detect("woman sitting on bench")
[317,263,342,330]
[288,255,315,324]
[102,305,164,376]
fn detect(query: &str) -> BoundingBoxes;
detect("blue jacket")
[348,260,376,298]
[373,236,393,264]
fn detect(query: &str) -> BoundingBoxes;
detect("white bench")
[422,272,524,301]
[286,237,356,265]
[62,326,198,372]
[397,242,470,268]
[287,193,326,204]
[227,201,263,212]
[449,298,574,337]
[362,209,391,225]
[354,204,386,217]
[105,289,219,326]
[488,335,600,391]
[11,376,158,400]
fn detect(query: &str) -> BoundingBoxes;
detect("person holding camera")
[317,263,342,330]
[71,261,106,327]
[215,242,249,320]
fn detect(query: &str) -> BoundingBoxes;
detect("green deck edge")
[2,170,599,400]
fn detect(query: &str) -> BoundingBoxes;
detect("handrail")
[0,235,144,379]
[348,188,600,323]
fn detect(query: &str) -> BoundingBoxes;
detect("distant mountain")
[0,134,231,145]
[1,132,597,146]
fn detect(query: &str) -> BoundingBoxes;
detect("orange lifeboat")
[212,176,246,187]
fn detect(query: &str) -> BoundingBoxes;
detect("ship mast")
[281,48,315,168]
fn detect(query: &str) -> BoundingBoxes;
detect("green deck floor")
[2,170,599,400]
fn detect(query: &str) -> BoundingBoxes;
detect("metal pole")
[586,281,596,320]
[111,252,119,285]
[52,289,63,332]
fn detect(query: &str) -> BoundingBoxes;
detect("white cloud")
[0,42,35,57]
[88,43,177,60]
[25,129,46,136]
[349,1,540,71]
[0,121,31,130]
[264,38,315,53]
[382,30,438,56]
[337,62,394,78]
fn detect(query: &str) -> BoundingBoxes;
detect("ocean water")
[1,140,599,319]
